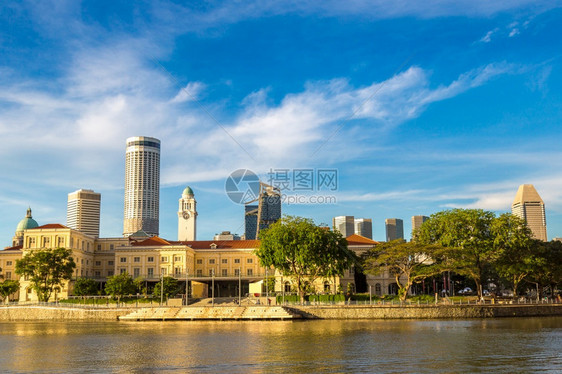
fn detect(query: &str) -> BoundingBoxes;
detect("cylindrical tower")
[123,136,160,237]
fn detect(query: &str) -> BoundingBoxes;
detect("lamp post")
[160,272,164,306]
[185,270,189,306]
[238,267,241,305]
[211,269,215,307]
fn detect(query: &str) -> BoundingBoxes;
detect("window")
[234,269,240,276]
[221,269,227,277]
[29,237,36,247]
[120,257,127,263]
[108,270,114,276]
[247,269,253,276]
[81,242,84,250]
[247,258,253,264]
[95,271,101,278]
[134,257,140,263]
[234,259,240,264]
[109,244,114,250]
[324,282,331,292]
[86,260,89,265]
[175,267,182,276]
[209,259,215,264]
[196,269,202,277]
[95,261,101,266]
[147,268,154,277]
[97,244,101,250]
[133,268,140,278]
[209,269,214,276]
[5,272,11,280]
[42,237,50,247]
[174,256,182,262]
[108,260,114,266]
[6,261,12,266]
[119,268,126,275]
[284,282,291,293]
[375,283,382,296]
[161,268,167,275]
[70,238,73,247]
[59,237,66,247]
[87,242,90,251]
[81,259,84,264]
[161,256,168,263]
[147,257,154,262]
[221,259,228,264]
[196,259,203,264]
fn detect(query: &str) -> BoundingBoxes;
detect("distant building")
[385,218,404,241]
[333,216,355,237]
[67,189,101,238]
[511,184,547,241]
[213,231,241,241]
[553,237,561,242]
[177,186,197,241]
[411,215,429,238]
[354,218,373,239]
[12,208,39,247]
[123,136,160,237]
[245,184,281,240]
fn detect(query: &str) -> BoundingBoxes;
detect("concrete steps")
[119,306,301,321]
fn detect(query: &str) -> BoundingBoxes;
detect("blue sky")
[1,0,562,244]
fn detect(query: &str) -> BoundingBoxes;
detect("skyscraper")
[333,216,355,237]
[354,218,373,239]
[385,218,404,241]
[244,184,281,240]
[123,136,160,237]
[67,189,101,237]
[511,184,547,241]
[411,215,429,238]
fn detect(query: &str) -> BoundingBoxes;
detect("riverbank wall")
[1,304,561,321]
[291,304,562,319]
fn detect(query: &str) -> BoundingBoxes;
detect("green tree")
[73,277,99,296]
[153,276,180,299]
[105,272,135,303]
[0,280,20,303]
[15,247,76,302]
[415,209,499,299]
[492,214,536,297]
[255,216,357,303]
[363,240,444,301]
[526,240,562,298]
[134,277,147,296]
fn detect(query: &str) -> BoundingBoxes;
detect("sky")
[1,0,562,245]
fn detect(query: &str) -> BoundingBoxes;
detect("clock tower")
[178,186,197,241]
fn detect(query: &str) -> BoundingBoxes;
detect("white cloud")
[479,29,496,43]
[170,82,206,103]
[509,28,520,37]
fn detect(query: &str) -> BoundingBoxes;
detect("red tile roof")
[131,236,172,246]
[32,223,69,229]
[346,234,379,246]
[2,245,22,251]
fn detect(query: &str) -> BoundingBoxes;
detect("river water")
[0,318,560,373]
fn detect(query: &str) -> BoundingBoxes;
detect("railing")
[71,272,270,281]
[276,297,562,306]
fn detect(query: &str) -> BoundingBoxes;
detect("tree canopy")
[104,272,135,302]
[362,239,444,301]
[153,276,180,300]
[15,247,76,302]
[0,280,20,303]
[255,216,357,302]
[73,277,99,296]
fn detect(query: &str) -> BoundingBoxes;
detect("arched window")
[284,282,291,293]
[324,281,331,293]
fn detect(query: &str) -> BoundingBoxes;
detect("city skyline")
[1,2,562,244]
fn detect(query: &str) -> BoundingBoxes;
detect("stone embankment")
[289,304,562,319]
[1,304,560,321]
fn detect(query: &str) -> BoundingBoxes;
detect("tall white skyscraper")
[511,184,547,241]
[354,218,373,239]
[333,216,355,237]
[385,218,404,242]
[67,189,101,237]
[123,136,160,237]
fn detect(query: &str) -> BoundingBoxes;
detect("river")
[0,318,560,373]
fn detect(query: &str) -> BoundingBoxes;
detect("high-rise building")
[333,216,355,237]
[178,186,197,241]
[245,184,281,240]
[354,218,373,239]
[411,215,429,238]
[511,184,547,241]
[123,136,160,237]
[385,218,404,241]
[67,189,101,237]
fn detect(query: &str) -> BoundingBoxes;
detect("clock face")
[182,211,190,219]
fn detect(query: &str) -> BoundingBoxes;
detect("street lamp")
[160,272,164,306]
[185,270,189,306]
[211,269,215,307]
[238,267,241,305]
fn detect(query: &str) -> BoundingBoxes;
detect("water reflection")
[0,318,560,373]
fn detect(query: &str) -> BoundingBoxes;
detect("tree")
[0,280,20,303]
[153,276,180,300]
[73,277,99,296]
[105,272,135,303]
[134,277,147,296]
[15,247,76,302]
[362,240,444,301]
[526,240,562,298]
[492,214,536,297]
[255,216,357,303]
[415,209,499,299]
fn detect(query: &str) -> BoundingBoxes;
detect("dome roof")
[183,186,194,196]
[16,208,38,232]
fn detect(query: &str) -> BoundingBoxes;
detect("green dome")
[16,208,38,232]
[183,186,194,196]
